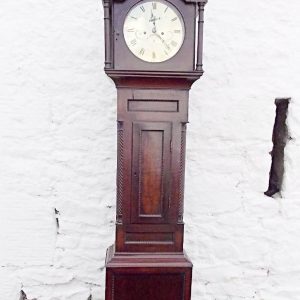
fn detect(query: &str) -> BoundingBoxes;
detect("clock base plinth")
[105,245,193,300]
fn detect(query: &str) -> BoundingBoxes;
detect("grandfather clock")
[102,0,207,299]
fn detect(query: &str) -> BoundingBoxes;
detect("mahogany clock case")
[102,0,208,299]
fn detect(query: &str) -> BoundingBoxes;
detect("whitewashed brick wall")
[0,0,299,299]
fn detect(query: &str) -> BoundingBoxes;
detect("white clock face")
[123,0,185,63]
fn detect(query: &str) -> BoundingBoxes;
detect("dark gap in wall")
[20,290,27,300]
[54,208,60,234]
[265,98,290,197]
[20,290,37,300]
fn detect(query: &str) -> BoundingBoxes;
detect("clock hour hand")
[150,10,160,33]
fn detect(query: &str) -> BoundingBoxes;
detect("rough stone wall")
[0,0,299,299]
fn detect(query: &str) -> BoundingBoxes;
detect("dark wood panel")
[126,232,173,243]
[117,88,189,123]
[140,130,164,216]
[128,99,179,112]
[116,223,183,252]
[132,122,171,224]
[113,273,184,300]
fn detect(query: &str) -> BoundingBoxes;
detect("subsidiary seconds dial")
[123,0,185,63]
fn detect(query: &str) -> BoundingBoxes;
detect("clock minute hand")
[155,33,171,51]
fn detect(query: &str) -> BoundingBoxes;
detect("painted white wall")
[0,0,299,299]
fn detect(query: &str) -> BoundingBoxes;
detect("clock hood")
[102,0,208,76]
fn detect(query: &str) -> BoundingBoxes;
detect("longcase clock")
[101,0,207,299]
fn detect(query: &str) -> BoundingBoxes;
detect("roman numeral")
[174,30,181,33]
[152,2,157,9]
[171,17,177,21]
[152,52,156,59]
[131,39,137,46]
[127,28,135,32]
[171,41,177,47]
[164,7,168,13]
[140,5,145,12]
[139,48,145,56]
[164,44,171,51]
[130,16,137,20]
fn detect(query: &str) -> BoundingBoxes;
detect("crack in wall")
[54,208,60,234]
[20,290,37,300]
[20,278,101,299]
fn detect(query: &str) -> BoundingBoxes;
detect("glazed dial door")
[123,0,185,63]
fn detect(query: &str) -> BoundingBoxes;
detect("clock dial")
[123,0,185,63]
